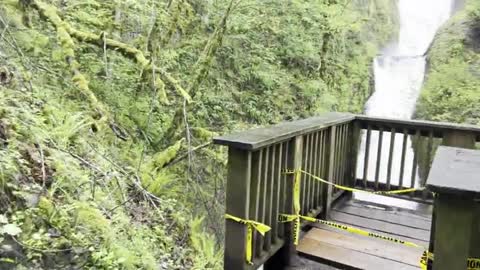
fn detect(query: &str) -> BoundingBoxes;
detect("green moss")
[418,0,480,125]
[0,0,398,268]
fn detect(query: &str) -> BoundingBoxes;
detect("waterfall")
[355,0,454,207]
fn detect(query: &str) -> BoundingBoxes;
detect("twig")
[36,141,47,189]
[164,142,212,168]
[49,143,105,176]
[183,99,192,177]
[102,32,108,78]
[12,236,72,253]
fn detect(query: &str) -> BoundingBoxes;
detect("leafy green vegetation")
[0,0,396,268]
[417,0,480,125]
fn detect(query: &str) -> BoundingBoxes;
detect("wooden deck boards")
[297,198,432,269]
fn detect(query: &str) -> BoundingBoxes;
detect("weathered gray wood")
[442,130,476,148]
[410,130,419,192]
[432,194,475,270]
[300,135,310,215]
[264,146,276,251]
[299,228,423,269]
[312,132,320,210]
[375,128,384,190]
[332,205,432,230]
[225,148,252,270]
[363,126,372,187]
[386,128,396,190]
[256,147,269,257]
[273,143,282,243]
[278,142,288,238]
[427,129,480,269]
[214,113,355,150]
[281,136,303,266]
[307,133,315,212]
[322,126,336,219]
[422,130,434,200]
[215,114,480,151]
[350,121,361,188]
[356,115,480,140]
[248,150,263,259]
[341,124,349,187]
[399,129,408,187]
[318,131,326,207]
[427,147,480,195]
[328,211,430,242]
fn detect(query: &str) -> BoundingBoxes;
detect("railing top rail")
[357,115,480,140]
[213,112,354,150]
[214,113,480,151]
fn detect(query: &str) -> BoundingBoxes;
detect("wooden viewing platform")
[298,196,432,269]
[214,113,480,270]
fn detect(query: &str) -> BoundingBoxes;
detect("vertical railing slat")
[311,132,319,211]
[386,128,395,191]
[279,142,288,238]
[307,133,315,212]
[301,135,310,215]
[322,126,336,219]
[342,124,349,187]
[399,129,408,188]
[273,143,283,243]
[410,130,420,194]
[363,125,372,187]
[423,130,434,200]
[264,146,276,250]
[248,149,263,261]
[375,128,384,191]
[255,147,269,257]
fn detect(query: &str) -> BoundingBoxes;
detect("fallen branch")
[32,0,191,103]
[31,0,112,126]
[164,141,212,168]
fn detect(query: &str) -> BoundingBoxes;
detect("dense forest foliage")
[418,0,480,125]
[0,0,396,269]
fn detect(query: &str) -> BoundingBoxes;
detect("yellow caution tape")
[419,251,480,270]
[469,259,480,270]
[278,169,303,245]
[279,213,422,249]
[225,214,271,265]
[283,169,424,195]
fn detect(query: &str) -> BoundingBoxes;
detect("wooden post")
[321,126,336,219]
[224,148,252,270]
[426,146,480,270]
[432,193,475,270]
[281,136,303,267]
[427,131,477,270]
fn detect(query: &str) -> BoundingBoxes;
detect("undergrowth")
[0,0,396,268]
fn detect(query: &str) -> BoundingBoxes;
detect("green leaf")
[1,224,22,236]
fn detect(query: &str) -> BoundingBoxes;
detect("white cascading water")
[355,0,454,208]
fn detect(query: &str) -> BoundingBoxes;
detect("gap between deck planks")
[297,198,431,269]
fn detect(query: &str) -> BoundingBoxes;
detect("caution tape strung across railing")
[279,213,422,248]
[224,214,271,265]
[281,169,479,270]
[283,169,424,195]
[224,168,478,268]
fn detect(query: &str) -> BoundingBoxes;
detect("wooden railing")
[355,115,480,202]
[214,112,480,270]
